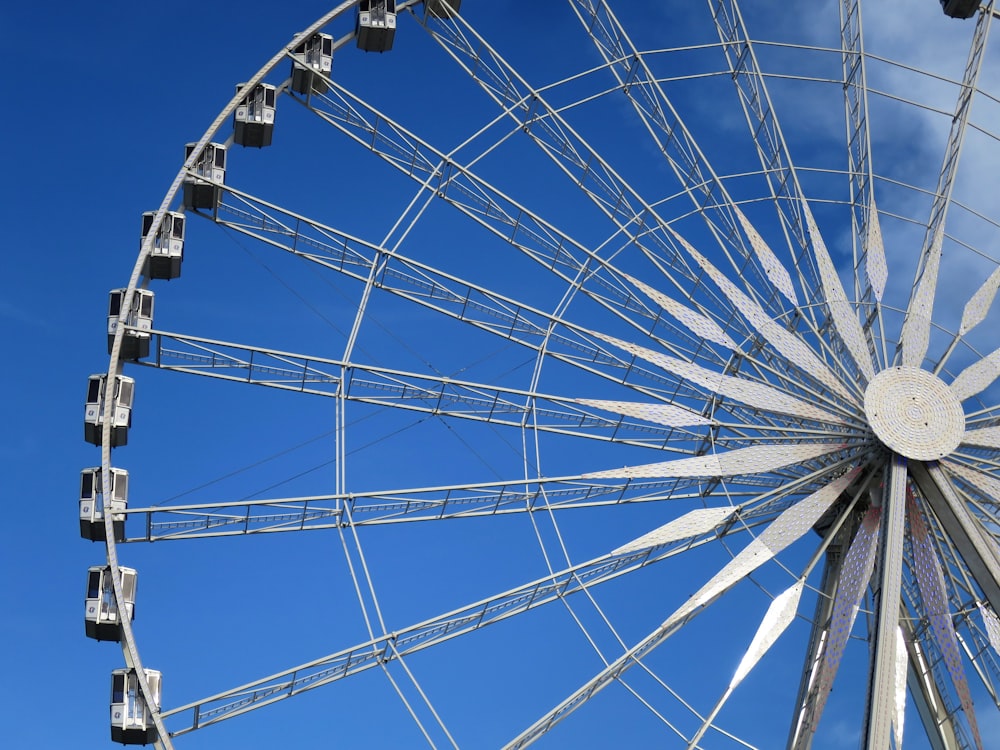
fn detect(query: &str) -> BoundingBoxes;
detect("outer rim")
[100,3,379,748]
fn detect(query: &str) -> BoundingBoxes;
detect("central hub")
[863,366,965,460]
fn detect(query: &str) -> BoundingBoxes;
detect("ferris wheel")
[83,1,1000,747]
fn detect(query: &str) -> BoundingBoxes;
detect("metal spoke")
[565,0,797,316]
[908,487,985,749]
[900,7,994,368]
[911,462,1000,639]
[121,476,735,542]
[159,508,764,736]
[790,504,881,749]
[138,328,715,447]
[708,0,822,312]
[415,6,872,405]
[291,76,755,352]
[201,185,718,365]
[507,468,860,748]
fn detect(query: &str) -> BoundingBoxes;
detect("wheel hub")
[863,366,964,460]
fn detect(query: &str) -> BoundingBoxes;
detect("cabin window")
[146,674,161,705]
[88,570,101,599]
[87,378,101,403]
[121,573,136,601]
[112,673,125,704]
[101,574,115,617]
[81,471,94,498]
[127,682,142,723]
[118,380,134,406]
[114,472,128,501]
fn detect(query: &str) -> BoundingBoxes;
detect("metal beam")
[566,0,800,320]
[786,506,862,750]
[158,509,755,736]
[862,455,908,748]
[707,0,822,311]
[899,7,994,367]
[204,190,720,367]
[901,614,961,750]
[911,461,1000,617]
[508,469,862,748]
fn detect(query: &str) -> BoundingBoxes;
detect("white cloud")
[773,0,1000,360]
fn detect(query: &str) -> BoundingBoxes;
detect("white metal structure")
[90,1,1000,748]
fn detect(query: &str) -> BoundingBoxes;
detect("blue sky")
[0,2,337,746]
[2,1,1000,749]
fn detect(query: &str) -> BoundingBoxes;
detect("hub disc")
[864,366,964,460]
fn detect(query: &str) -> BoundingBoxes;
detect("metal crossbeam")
[136,328,727,449]
[566,0,802,324]
[160,510,761,736]
[416,4,851,393]
[509,468,861,748]
[198,184,724,365]
[900,7,994,367]
[911,462,1000,632]
[707,0,822,313]
[122,477,727,542]
[840,0,877,305]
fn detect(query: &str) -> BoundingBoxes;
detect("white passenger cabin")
[79,467,128,542]
[140,211,185,280]
[110,669,161,745]
[357,1,396,52]
[234,83,276,148]
[183,142,227,210]
[86,565,136,642]
[108,289,154,361]
[291,33,333,95]
[425,0,461,17]
[84,374,134,447]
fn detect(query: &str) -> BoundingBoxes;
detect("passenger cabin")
[80,467,128,542]
[84,374,134,447]
[234,83,276,148]
[183,142,227,210]
[140,211,185,281]
[86,565,137,641]
[108,289,154,361]
[425,0,461,17]
[357,1,396,52]
[941,0,981,17]
[291,33,333,95]
[110,669,161,746]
